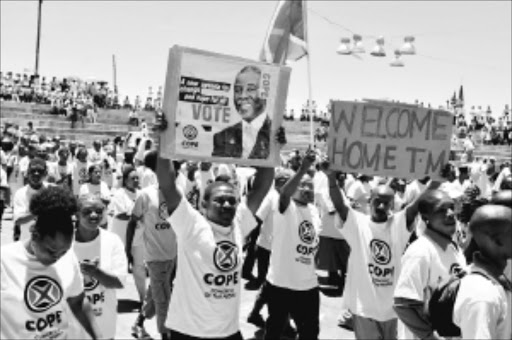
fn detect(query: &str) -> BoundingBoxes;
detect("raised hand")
[275,126,287,147]
[300,146,317,172]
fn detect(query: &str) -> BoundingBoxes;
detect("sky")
[1,1,511,116]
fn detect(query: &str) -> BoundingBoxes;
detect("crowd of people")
[0,71,166,114]
[0,112,511,340]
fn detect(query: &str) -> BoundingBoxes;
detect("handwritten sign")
[160,45,291,167]
[327,101,454,180]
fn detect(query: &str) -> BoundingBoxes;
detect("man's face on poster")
[234,68,266,123]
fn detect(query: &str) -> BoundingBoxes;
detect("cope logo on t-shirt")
[450,263,464,276]
[298,221,316,245]
[83,273,100,291]
[368,239,395,286]
[370,239,391,265]
[213,241,239,272]
[78,167,88,184]
[24,276,63,313]
[156,202,171,230]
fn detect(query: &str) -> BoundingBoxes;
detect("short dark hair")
[144,150,157,172]
[204,181,236,202]
[122,165,137,187]
[30,186,78,238]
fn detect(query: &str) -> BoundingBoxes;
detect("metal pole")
[34,0,43,76]
[112,54,118,94]
[302,0,314,147]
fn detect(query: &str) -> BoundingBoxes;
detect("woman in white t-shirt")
[73,194,128,340]
[0,186,101,339]
[393,190,467,339]
[80,164,111,205]
[80,164,112,228]
[264,148,321,340]
[110,166,145,305]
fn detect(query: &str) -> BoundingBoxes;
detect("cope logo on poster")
[24,276,63,313]
[368,239,394,286]
[182,125,199,149]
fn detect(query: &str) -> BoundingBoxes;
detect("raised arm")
[246,127,287,214]
[246,166,274,215]
[405,180,441,231]
[325,170,350,222]
[278,147,315,213]
[154,114,183,215]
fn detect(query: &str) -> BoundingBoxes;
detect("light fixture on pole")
[390,50,404,67]
[370,36,386,57]
[400,36,416,55]
[351,34,365,53]
[336,38,352,55]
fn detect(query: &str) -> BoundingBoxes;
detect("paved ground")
[1,209,354,340]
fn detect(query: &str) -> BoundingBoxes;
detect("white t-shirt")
[454,264,511,339]
[137,166,158,189]
[73,229,127,340]
[87,149,107,165]
[71,161,89,195]
[317,188,345,240]
[79,182,111,202]
[403,180,428,206]
[267,200,321,291]
[132,185,177,262]
[0,242,84,340]
[394,231,467,339]
[110,188,138,247]
[13,184,49,241]
[165,197,258,338]
[255,189,278,250]
[346,180,371,214]
[340,208,411,321]
[7,155,25,194]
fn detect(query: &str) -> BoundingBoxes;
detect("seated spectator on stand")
[129,109,140,126]
[123,95,132,109]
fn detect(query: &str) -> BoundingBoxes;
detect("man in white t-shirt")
[154,117,281,339]
[325,167,441,339]
[88,140,107,165]
[263,148,322,340]
[246,168,294,329]
[71,147,90,196]
[128,183,178,340]
[13,158,51,241]
[393,190,467,339]
[453,205,512,339]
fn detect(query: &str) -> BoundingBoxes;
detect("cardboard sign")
[327,101,454,180]
[160,45,291,167]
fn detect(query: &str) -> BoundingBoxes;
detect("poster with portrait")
[160,45,292,167]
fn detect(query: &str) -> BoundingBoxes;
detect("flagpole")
[302,0,314,147]
[34,0,43,76]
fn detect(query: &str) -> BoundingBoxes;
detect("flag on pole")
[259,0,308,65]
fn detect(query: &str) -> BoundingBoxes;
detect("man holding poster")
[212,65,271,160]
